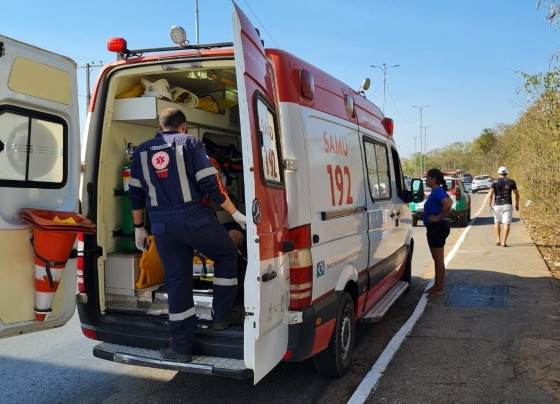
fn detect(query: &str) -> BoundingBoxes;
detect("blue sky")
[2,1,556,157]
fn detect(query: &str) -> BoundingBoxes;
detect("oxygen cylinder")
[121,160,137,252]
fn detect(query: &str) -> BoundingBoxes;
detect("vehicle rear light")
[107,37,127,53]
[382,117,394,136]
[76,232,85,293]
[283,350,293,360]
[455,187,462,200]
[81,327,99,340]
[289,225,313,310]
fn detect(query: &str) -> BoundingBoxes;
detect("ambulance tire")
[401,244,413,291]
[313,293,355,377]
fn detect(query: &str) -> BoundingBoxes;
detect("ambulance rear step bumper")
[360,280,409,323]
[93,342,252,379]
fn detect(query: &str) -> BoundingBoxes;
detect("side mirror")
[403,178,424,203]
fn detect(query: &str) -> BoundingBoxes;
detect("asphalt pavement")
[363,206,560,403]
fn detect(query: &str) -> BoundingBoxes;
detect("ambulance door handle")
[261,271,277,282]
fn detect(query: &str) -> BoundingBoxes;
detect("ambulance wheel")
[401,244,413,290]
[313,293,355,377]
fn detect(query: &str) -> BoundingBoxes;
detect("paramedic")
[488,166,519,247]
[128,108,246,362]
[423,168,452,296]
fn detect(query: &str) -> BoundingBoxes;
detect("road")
[0,193,488,404]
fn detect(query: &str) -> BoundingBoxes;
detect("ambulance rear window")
[0,108,67,188]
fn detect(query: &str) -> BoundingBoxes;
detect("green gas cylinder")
[121,160,137,252]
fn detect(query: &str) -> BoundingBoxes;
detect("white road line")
[348,195,489,404]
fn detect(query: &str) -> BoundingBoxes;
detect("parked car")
[462,173,473,183]
[471,174,493,193]
[410,177,471,227]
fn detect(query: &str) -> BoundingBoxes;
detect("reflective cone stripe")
[34,264,64,321]
[31,229,77,322]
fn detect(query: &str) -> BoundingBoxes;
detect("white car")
[471,175,493,193]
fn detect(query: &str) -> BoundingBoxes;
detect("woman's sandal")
[427,289,445,296]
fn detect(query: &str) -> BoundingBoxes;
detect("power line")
[385,85,417,125]
[242,0,280,48]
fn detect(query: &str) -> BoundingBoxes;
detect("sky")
[1,0,557,157]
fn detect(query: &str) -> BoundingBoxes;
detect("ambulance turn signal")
[288,224,313,310]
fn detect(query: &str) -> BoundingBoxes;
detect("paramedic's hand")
[135,227,149,252]
[232,211,247,230]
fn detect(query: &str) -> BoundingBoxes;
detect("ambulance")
[0,2,423,383]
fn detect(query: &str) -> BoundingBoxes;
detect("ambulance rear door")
[232,3,290,383]
[0,35,80,338]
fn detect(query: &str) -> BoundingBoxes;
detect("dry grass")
[522,206,560,281]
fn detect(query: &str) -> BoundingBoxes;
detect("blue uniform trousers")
[149,206,238,354]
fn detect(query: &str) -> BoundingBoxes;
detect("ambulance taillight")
[288,225,313,310]
[76,233,85,293]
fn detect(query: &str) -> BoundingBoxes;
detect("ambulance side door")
[232,3,290,383]
[0,35,80,338]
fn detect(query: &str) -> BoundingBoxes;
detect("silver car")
[471,174,493,193]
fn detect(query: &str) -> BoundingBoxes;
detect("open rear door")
[232,3,290,383]
[0,35,80,338]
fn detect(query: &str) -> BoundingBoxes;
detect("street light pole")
[371,63,400,114]
[423,125,432,170]
[412,105,430,175]
[412,135,421,177]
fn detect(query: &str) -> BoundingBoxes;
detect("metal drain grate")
[445,284,508,308]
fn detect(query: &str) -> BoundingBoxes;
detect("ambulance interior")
[94,59,247,333]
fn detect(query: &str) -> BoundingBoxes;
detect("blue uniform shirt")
[128,131,228,213]
[423,186,450,227]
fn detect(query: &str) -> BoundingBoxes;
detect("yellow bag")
[195,96,220,114]
[116,83,145,99]
[217,98,238,109]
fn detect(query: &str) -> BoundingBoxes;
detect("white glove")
[135,227,149,251]
[232,211,247,230]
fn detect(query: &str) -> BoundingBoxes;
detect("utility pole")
[195,0,199,44]
[79,62,103,107]
[371,63,400,115]
[413,105,430,175]
[423,125,432,170]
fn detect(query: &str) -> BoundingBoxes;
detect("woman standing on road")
[423,168,452,296]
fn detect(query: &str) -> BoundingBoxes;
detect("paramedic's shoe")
[159,345,193,362]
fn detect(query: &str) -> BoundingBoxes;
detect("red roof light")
[107,37,127,53]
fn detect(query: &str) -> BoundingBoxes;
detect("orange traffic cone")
[18,208,96,322]
[32,229,77,321]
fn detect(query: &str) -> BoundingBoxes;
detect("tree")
[473,129,497,155]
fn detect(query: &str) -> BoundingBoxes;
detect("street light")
[412,105,430,174]
[371,63,400,114]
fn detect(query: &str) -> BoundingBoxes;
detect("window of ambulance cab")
[363,138,391,200]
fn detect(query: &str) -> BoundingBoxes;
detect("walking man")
[128,108,246,362]
[488,166,519,247]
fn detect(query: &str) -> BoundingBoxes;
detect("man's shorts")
[492,204,513,224]
[426,221,450,248]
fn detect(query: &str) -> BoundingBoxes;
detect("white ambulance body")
[0,3,423,383]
